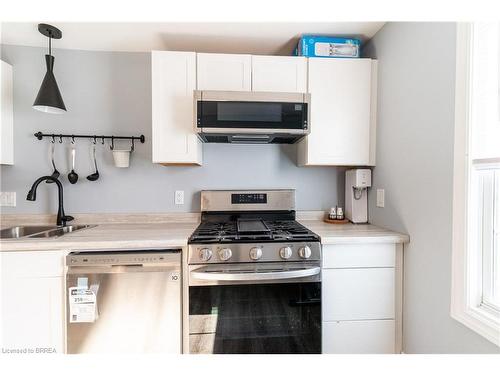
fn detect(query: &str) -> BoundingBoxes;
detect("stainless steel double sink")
[0,225,96,239]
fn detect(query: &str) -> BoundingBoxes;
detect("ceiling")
[0,22,385,55]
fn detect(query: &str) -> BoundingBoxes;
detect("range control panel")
[231,193,267,204]
[67,250,180,266]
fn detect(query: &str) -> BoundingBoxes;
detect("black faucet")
[27,176,74,227]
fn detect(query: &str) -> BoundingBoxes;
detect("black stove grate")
[189,219,319,244]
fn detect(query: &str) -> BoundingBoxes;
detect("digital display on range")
[231,193,267,204]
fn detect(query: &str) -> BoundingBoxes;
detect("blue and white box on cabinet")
[294,35,361,58]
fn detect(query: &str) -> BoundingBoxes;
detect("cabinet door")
[299,58,377,166]
[251,56,307,92]
[323,320,395,354]
[1,251,64,353]
[1,60,14,165]
[152,51,202,165]
[197,53,251,91]
[322,243,396,269]
[322,268,395,321]
[1,277,64,353]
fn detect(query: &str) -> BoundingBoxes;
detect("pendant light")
[33,23,66,114]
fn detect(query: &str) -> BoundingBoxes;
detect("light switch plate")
[0,192,16,207]
[175,190,184,205]
[376,189,385,208]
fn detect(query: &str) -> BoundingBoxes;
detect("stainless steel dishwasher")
[66,250,181,354]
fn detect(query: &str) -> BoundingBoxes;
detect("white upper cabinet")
[152,51,202,165]
[1,60,14,165]
[251,56,307,93]
[298,58,377,166]
[197,53,251,91]
[151,52,377,167]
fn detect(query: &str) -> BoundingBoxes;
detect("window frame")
[451,23,500,347]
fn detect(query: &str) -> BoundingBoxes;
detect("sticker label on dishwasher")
[68,287,97,323]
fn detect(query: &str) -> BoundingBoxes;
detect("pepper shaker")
[337,207,344,220]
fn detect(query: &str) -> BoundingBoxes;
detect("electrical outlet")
[174,190,184,205]
[0,192,16,207]
[376,189,385,208]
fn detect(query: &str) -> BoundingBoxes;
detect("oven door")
[188,262,321,354]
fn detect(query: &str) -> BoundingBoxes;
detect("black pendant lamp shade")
[33,24,66,114]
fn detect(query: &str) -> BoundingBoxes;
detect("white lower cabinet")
[321,243,402,354]
[323,320,395,354]
[322,268,395,321]
[1,251,64,353]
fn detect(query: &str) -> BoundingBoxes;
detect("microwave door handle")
[190,266,320,282]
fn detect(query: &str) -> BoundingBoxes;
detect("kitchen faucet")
[27,176,74,226]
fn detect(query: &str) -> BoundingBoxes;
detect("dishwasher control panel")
[67,250,181,266]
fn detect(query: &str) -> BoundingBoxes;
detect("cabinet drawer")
[1,250,64,278]
[322,268,395,321]
[322,320,395,354]
[322,243,395,269]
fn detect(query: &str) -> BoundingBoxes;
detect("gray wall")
[0,45,343,214]
[364,23,499,353]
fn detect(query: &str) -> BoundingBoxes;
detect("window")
[451,23,500,346]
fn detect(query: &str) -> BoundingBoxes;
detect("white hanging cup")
[112,149,131,168]
[109,137,134,168]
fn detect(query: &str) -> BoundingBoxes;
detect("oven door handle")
[190,266,320,281]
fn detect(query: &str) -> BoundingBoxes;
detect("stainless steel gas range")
[187,189,321,354]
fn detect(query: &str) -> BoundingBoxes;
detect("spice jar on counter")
[328,207,337,220]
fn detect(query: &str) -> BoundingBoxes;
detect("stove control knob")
[219,248,232,261]
[279,246,293,259]
[298,245,312,259]
[249,247,263,260]
[199,248,213,262]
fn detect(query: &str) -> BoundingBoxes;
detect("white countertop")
[0,217,409,252]
[0,222,198,252]
[298,220,409,245]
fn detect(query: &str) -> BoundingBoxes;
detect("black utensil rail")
[34,132,145,147]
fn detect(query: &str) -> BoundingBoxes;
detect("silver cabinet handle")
[190,266,320,281]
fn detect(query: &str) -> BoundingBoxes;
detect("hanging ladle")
[86,138,100,181]
[46,135,60,184]
[67,137,79,184]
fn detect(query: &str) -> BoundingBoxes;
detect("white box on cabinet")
[1,60,14,165]
[151,51,202,165]
[298,58,377,166]
[251,55,307,93]
[197,53,251,91]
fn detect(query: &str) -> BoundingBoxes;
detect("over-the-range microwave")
[194,90,310,144]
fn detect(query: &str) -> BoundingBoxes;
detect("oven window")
[189,282,321,354]
[217,102,282,122]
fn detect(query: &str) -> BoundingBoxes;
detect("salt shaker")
[329,207,337,220]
